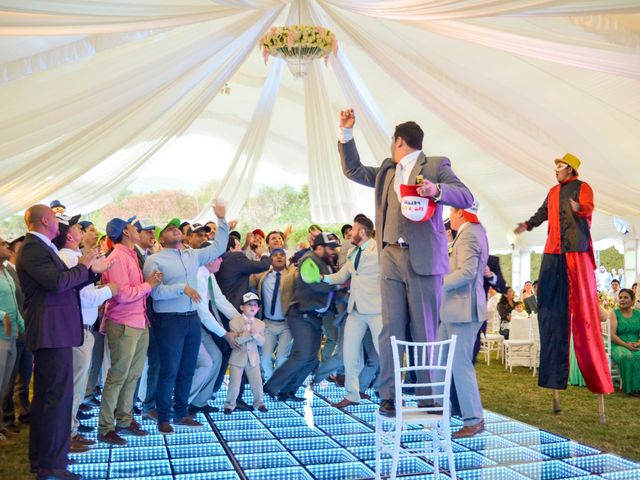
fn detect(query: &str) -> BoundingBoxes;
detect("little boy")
[224,292,267,414]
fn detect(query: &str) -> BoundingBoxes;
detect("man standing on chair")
[440,202,488,438]
[337,108,473,417]
[514,154,613,403]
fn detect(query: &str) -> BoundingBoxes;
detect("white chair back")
[509,315,532,341]
[390,335,457,421]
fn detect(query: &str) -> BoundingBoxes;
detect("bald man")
[17,205,111,480]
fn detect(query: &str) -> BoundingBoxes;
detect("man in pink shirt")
[97,216,163,446]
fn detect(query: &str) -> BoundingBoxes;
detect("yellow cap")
[554,153,581,171]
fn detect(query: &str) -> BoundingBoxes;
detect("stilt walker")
[514,153,613,423]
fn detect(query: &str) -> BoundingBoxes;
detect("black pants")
[30,348,73,472]
[264,306,323,395]
[537,253,570,389]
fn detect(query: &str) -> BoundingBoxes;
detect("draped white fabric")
[0,0,639,249]
[194,58,284,222]
[304,61,355,223]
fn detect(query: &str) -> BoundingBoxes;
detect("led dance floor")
[69,381,640,480]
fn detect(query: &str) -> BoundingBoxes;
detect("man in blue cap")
[97,216,163,446]
[49,200,66,215]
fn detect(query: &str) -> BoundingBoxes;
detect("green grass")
[2,361,639,479]
[477,360,640,462]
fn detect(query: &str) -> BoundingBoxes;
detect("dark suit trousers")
[378,246,443,400]
[30,348,73,471]
[264,306,323,395]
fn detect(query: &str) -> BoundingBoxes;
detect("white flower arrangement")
[260,25,338,63]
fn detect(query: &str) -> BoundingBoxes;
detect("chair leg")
[443,424,456,480]
[432,424,441,479]
[375,416,382,480]
[389,419,402,480]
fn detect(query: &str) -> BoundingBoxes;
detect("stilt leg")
[552,390,561,414]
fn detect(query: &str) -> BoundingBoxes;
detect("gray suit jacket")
[323,240,381,315]
[440,222,489,324]
[339,139,473,276]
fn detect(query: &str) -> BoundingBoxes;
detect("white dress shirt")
[196,265,240,337]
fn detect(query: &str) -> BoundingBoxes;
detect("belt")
[388,241,409,249]
[83,324,94,331]
[157,311,198,317]
[264,318,286,322]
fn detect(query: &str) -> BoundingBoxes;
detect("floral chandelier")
[260,24,338,78]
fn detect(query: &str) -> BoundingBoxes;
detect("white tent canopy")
[1,1,639,250]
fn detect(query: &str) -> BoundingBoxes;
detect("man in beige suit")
[253,248,296,381]
[439,201,488,438]
[321,216,381,407]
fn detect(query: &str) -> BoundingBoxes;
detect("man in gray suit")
[338,109,473,416]
[439,202,488,438]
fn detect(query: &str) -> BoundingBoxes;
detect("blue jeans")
[155,312,201,423]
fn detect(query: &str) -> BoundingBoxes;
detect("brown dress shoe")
[116,418,149,436]
[71,434,96,446]
[223,408,233,415]
[453,420,485,438]
[158,421,175,435]
[69,442,90,453]
[257,405,268,412]
[335,374,346,387]
[78,404,92,412]
[359,392,371,400]
[173,416,203,428]
[331,398,358,409]
[97,430,128,445]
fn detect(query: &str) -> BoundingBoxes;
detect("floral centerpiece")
[598,290,615,311]
[260,25,338,77]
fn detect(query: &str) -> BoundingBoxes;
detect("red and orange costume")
[525,175,613,394]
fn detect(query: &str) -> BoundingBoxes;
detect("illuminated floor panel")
[69,381,640,479]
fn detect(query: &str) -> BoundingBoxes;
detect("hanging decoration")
[260,24,338,77]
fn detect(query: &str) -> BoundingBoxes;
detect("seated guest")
[610,289,640,396]
[253,248,295,381]
[497,286,516,339]
[55,214,115,452]
[97,217,162,445]
[224,292,267,414]
[524,280,538,314]
[0,236,24,442]
[521,281,533,300]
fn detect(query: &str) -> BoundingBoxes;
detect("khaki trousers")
[98,321,149,435]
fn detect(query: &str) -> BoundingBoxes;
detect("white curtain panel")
[306,0,391,161]
[413,18,640,79]
[323,0,640,20]
[304,61,355,223]
[193,58,284,223]
[0,8,283,217]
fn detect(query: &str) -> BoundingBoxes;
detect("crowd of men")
[0,109,609,480]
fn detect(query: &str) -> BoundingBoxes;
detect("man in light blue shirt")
[143,201,230,435]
